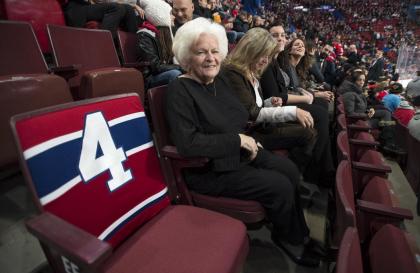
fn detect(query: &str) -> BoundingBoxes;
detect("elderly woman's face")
[290,39,305,57]
[189,33,221,84]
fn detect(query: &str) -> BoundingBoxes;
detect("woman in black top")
[165,18,320,267]
[261,25,335,186]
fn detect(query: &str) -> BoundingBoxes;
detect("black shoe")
[305,238,327,257]
[271,235,320,267]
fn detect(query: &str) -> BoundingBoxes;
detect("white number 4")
[79,112,132,191]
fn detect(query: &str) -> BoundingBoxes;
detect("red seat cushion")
[103,205,249,273]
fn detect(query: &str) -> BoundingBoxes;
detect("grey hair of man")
[172,17,228,71]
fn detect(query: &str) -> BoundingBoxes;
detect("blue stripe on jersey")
[27,117,152,199]
[102,192,167,241]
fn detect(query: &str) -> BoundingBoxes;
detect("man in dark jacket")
[367,49,385,82]
[136,24,182,88]
[346,44,361,66]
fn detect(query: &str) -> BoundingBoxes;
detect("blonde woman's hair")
[225,27,279,77]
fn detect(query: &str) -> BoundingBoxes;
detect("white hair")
[172,17,228,70]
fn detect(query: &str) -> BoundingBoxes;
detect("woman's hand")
[296,108,314,128]
[239,134,259,161]
[367,108,375,118]
[301,90,314,104]
[133,4,145,19]
[314,91,334,102]
[271,97,283,107]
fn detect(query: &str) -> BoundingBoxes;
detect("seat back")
[147,85,184,202]
[369,224,420,273]
[0,20,48,76]
[0,74,72,171]
[337,131,350,162]
[11,93,170,248]
[0,0,66,53]
[117,30,138,65]
[336,227,363,273]
[333,160,357,247]
[47,24,121,89]
[337,114,347,132]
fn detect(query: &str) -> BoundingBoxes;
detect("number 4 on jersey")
[79,112,132,191]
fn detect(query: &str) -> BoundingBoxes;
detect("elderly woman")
[165,18,321,267]
[260,24,335,187]
[220,28,318,176]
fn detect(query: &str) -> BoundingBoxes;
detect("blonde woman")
[221,28,318,174]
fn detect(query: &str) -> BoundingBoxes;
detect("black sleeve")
[260,62,289,104]
[165,80,240,159]
[309,63,325,83]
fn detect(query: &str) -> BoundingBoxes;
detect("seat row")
[333,95,420,272]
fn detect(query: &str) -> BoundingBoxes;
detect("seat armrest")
[122,61,150,70]
[161,146,209,168]
[349,138,380,148]
[357,199,413,220]
[352,161,392,173]
[49,65,80,81]
[347,113,368,120]
[347,124,372,131]
[26,212,112,268]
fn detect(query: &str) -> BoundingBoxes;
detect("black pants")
[185,149,309,244]
[252,123,317,173]
[295,102,335,184]
[63,2,138,37]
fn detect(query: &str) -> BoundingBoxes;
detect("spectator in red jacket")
[394,100,415,126]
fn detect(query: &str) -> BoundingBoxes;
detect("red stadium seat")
[369,224,420,273]
[0,74,72,177]
[117,30,140,67]
[147,85,266,224]
[0,20,78,79]
[335,227,363,273]
[336,131,390,193]
[11,93,249,273]
[0,20,48,76]
[0,0,66,53]
[333,160,412,246]
[47,24,144,100]
[337,225,420,273]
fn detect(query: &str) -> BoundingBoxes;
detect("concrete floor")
[0,158,418,273]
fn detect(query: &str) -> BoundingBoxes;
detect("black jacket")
[136,30,180,78]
